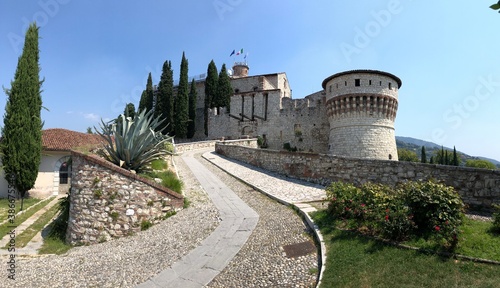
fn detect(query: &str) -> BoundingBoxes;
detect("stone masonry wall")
[215,144,500,210]
[67,151,184,245]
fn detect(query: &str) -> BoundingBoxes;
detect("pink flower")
[435,226,440,231]
[385,215,389,221]
[360,203,366,207]
[445,220,449,225]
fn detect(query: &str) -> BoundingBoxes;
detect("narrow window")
[336,83,338,89]
[369,80,372,85]
[389,82,392,90]
[59,162,69,184]
[379,81,382,86]
[344,81,347,86]
[329,85,332,92]
[355,79,360,87]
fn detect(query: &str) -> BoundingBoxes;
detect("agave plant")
[95,109,173,173]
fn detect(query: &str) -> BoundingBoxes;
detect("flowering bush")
[399,180,465,248]
[325,180,465,249]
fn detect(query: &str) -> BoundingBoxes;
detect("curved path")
[137,150,259,287]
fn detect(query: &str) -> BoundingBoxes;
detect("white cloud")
[82,113,100,121]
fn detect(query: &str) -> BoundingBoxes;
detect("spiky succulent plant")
[95,109,173,173]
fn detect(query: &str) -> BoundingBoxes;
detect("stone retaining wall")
[215,144,500,210]
[67,151,184,245]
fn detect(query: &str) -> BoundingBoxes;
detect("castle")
[189,63,402,161]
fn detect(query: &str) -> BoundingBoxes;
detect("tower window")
[355,79,360,87]
[329,85,332,92]
[345,81,347,86]
[336,83,338,89]
[388,83,392,90]
[369,80,372,85]
[379,81,382,86]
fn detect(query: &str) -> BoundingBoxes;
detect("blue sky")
[1,1,500,161]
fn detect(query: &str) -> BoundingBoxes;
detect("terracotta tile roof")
[42,128,106,151]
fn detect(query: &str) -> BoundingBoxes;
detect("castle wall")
[215,144,500,211]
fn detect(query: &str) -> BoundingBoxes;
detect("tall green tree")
[138,73,154,113]
[1,23,43,210]
[421,146,427,163]
[187,79,197,138]
[215,63,233,113]
[124,103,136,119]
[174,52,189,138]
[397,149,419,162]
[465,159,496,169]
[155,60,174,135]
[204,60,218,136]
[452,146,460,166]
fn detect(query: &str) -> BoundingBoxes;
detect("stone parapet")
[215,144,500,211]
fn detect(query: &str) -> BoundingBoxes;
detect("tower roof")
[322,69,402,89]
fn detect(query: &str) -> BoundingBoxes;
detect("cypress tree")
[215,63,233,113]
[452,146,459,166]
[155,60,174,134]
[138,89,147,113]
[138,73,154,114]
[124,103,136,119]
[421,146,427,163]
[204,60,218,136]
[444,150,449,165]
[430,156,434,164]
[1,23,43,210]
[174,52,189,138]
[187,79,197,138]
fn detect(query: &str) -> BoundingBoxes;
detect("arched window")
[59,161,69,184]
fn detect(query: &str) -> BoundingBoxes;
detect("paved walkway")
[203,151,326,204]
[137,150,259,288]
[0,195,62,255]
[138,148,328,288]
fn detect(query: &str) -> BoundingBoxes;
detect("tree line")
[398,146,497,169]
[119,54,233,139]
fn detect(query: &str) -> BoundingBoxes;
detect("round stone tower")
[232,62,249,78]
[322,70,402,160]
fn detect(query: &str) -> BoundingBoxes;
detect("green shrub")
[283,142,297,152]
[493,204,500,233]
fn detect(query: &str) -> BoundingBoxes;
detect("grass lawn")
[0,197,43,222]
[0,197,54,240]
[6,202,61,248]
[312,210,500,288]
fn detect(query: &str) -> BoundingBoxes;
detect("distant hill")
[395,136,500,166]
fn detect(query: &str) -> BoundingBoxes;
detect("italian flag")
[236,48,243,55]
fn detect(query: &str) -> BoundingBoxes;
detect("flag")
[230,49,235,57]
[244,53,248,60]
[236,48,243,55]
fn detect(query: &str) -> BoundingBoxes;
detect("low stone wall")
[175,140,218,154]
[175,138,258,154]
[67,151,184,245]
[215,144,500,210]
